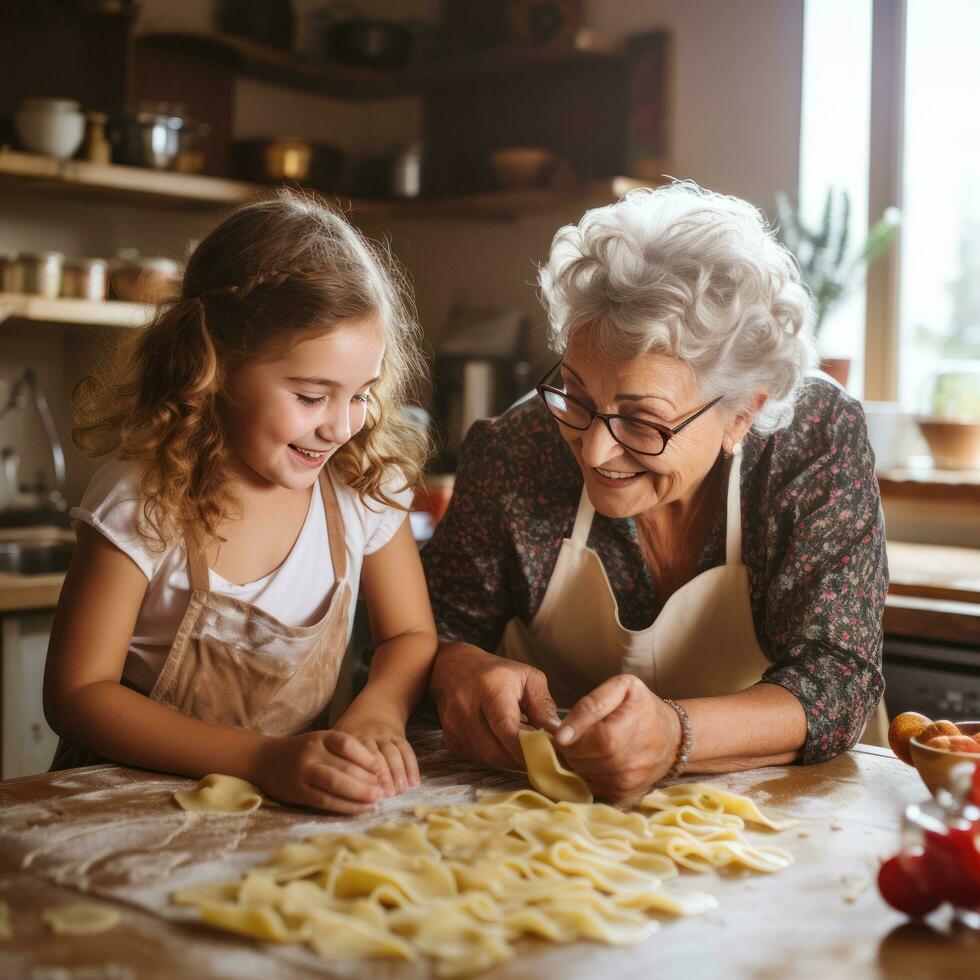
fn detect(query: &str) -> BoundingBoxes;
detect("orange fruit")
[918,720,961,743]
[887,711,932,765]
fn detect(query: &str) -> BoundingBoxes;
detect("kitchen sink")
[0,538,74,575]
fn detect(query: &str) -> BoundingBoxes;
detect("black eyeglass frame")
[535,359,724,457]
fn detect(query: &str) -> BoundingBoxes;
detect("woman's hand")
[332,708,420,799]
[430,642,561,770]
[555,674,681,800]
[251,730,385,814]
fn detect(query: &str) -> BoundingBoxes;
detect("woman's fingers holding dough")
[555,674,634,747]
[520,671,562,734]
[480,697,527,769]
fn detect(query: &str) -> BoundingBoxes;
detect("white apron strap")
[725,442,743,566]
[570,486,595,545]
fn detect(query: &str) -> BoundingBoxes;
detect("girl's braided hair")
[73,189,429,548]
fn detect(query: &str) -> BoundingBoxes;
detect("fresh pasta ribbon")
[641,783,799,831]
[173,783,795,976]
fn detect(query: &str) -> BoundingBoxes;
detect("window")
[800,0,980,409]
[898,0,980,412]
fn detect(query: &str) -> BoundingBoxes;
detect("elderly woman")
[421,182,887,798]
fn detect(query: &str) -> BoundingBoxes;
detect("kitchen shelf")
[0,150,655,219]
[0,293,154,329]
[0,149,261,208]
[136,32,626,101]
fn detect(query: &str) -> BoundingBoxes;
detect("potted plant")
[775,188,901,387]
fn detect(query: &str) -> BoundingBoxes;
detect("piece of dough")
[0,901,11,939]
[42,903,120,936]
[174,781,796,974]
[174,774,264,814]
[641,783,798,831]
[519,728,593,804]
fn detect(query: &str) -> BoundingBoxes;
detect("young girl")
[43,191,437,815]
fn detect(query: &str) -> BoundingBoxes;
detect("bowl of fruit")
[887,712,980,797]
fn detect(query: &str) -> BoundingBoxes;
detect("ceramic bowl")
[14,98,85,160]
[916,418,980,469]
[490,147,553,190]
[909,721,980,797]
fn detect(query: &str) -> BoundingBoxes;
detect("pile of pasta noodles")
[172,783,797,977]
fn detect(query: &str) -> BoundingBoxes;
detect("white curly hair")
[537,180,816,431]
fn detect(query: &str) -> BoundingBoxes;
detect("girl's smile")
[223,315,385,492]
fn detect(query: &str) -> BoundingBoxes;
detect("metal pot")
[232,138,345,191]
[114,110,185,170]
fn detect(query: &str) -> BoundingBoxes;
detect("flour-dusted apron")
[50,468,353,770]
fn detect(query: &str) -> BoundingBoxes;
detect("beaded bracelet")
[661,698,692,780]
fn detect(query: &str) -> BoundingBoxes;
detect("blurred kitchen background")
[0,0,978,777]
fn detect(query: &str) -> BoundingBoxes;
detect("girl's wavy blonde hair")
[73,190,429,548]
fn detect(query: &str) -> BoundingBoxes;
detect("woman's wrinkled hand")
[430,643,561,770]
[554,674,681,800]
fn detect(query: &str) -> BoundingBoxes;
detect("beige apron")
[50,468,353,770]
[499,442,889,745]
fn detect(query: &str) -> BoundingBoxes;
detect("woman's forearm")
[679,682,807,773]
[49,680,269,781]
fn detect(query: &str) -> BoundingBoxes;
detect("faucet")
[0,368,67,514]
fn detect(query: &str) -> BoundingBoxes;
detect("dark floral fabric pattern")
[421,377,888,765]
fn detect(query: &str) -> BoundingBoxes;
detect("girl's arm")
[44,524,382,813]
[333,518,438,791]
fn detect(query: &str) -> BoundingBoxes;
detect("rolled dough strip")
[42,903,120,936]
[519,728,593,804]
[641,783,798,831]
[174,774,264,814]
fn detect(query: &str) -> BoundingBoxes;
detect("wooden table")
[1,732,978,979]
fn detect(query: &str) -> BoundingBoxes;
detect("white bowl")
[14,100,85,160]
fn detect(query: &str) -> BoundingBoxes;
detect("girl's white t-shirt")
[70,458,412,694]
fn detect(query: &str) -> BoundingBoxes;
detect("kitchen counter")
[1,729,978,978]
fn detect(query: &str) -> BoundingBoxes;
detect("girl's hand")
[333,713,420,799]
[251,730,386,814]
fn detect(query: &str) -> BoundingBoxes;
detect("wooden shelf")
[0,149,655,219]
[0,148,261,208]
[137,30,418,100]
[136,32,626,100]
[0,293,154,329]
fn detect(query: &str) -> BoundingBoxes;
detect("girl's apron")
[50,468,353,770]
[499,442,888,745]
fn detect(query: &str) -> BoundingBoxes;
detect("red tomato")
[921,826,980,907]
[878,853,942,916]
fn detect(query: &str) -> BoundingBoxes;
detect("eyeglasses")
[535,359,724,457]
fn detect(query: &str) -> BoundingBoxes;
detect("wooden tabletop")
[1,730,978,979]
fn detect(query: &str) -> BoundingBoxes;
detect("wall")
[0,0,806,504]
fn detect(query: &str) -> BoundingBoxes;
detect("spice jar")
[16,252,65,297]
[62,258,109,301]
[82,111,111,165]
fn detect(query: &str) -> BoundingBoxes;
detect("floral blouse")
[421,377,888,765]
